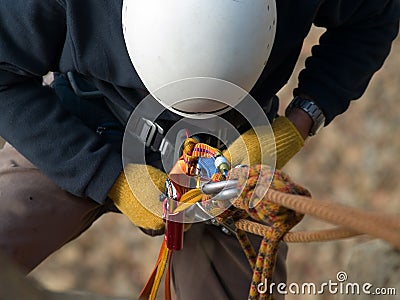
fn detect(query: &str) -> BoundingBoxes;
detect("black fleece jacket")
[0,0,398,204]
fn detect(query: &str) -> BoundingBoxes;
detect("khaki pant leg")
[172,223,287,300]
[0,143,107,273]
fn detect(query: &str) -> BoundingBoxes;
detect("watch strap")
[285,96,325,136]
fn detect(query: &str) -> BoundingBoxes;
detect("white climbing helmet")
[122,0,277,117]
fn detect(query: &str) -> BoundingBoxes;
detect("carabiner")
[201,180,238,195]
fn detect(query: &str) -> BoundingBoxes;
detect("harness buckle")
[219,217,237,235]
[66,72,103,99]
[129,117,174,160]
[139,118,163,149]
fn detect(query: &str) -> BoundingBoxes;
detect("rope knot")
[229,165,311,226]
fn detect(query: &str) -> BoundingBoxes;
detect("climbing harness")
[138,138,400,300]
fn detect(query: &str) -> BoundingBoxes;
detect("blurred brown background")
[1,27,400,300]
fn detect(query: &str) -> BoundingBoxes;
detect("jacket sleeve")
[296,0,400,124]
[0,0,122,204]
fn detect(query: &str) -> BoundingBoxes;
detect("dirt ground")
[1,27,400,300]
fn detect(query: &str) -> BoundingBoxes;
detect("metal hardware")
[214,155,230,176]
[219,217,237,235]
[201,180,238,195]
[197,157,219,179]
[66,72,103,99]
[210,188,240,201]
[163,178,184,250]
[128,117,174,160]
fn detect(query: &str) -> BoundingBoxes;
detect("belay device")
[139,137,232,300]
[163,138,231,250]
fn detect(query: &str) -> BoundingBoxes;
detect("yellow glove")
[224,116,304,169]
[108,164,166,230]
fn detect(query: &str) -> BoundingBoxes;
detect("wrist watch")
[285,96,326,136]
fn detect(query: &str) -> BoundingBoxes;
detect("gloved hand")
[108,164,166,231]
[224,116,304,169]
[229,164,311,223]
